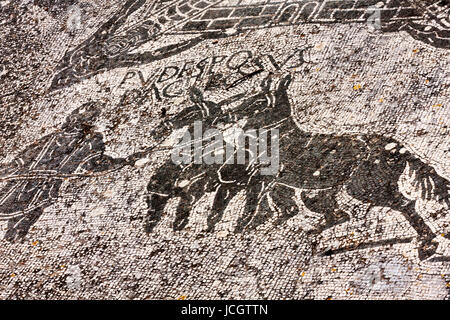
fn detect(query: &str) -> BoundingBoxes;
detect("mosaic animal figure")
[145,87,249,232]
[0,102,144,242]
[146,72,449,260]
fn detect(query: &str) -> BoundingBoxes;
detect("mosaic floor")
[0,0,449,299]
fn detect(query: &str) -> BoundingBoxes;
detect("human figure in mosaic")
[0,102,145,242]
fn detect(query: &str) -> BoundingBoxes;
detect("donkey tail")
[405,157,450,208]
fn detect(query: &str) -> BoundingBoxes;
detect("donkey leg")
[172,186,207,232]
[145,192,170,233]
[235,182,265,233]
[346,170,438,259]
[345,136,442,259]
[270,184,299,226]
[363,193,438,260]
[247,184,299,230]
[207,185,241,232]
[392,200,438,260]
[301,188,349,234]
[145,166,179,233]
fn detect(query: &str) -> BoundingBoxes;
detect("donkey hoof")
[418,240,439,261]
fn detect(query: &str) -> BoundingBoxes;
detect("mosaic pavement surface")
[0,0,449,299]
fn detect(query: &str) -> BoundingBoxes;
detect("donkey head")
[63,101,102,130]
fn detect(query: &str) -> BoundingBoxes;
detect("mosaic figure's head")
[63,101,102,129]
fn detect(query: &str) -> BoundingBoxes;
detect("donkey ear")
[260,74,273,92]
[189,87,204,104]
[277,73,292,91]
[63,107,80,128]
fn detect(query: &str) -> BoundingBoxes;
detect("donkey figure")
[145,87,250,232]
[146,72,449,260]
